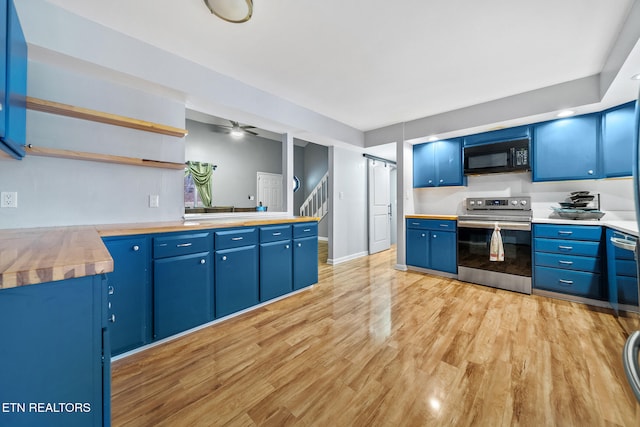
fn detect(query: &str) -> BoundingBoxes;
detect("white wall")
[413,173,635,220]
[328,146,368,264]
[0,59,185,229]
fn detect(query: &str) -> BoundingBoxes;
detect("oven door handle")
[457,220,531,231]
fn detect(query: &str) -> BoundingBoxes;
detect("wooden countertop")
[406,214,458,220]
[0,217,319,289]
[0,227,113,289]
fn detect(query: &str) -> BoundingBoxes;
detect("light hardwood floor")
[112,242,640,426]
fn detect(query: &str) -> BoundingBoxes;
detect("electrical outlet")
[149,194,159,208]
[1,192,18,208]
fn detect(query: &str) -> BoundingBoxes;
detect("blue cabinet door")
[436,139,463,186]
[154,251,213,339]
[430,230,457,273]
[413,142,437,187]
[293,236,318,290]
[406,228,429,268]
[0,277,105,427]
[0,0,7,139]
[260,240,293,301]
[103,236,151,355]
[605,228,620,314]
[463,125,530,146]
[1,0,26,159]
[533,114,599,181]
[215,245,259,317]
[602,101,637,177]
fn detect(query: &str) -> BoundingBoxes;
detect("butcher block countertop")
[406,214,458,220]
[0,216,319,289]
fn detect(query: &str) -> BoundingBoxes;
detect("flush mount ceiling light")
[557,110,575,118]
[204,0,253,23]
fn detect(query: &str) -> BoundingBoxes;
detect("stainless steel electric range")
[457,196,532,294]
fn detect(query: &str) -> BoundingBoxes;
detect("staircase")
[300,172,328,218]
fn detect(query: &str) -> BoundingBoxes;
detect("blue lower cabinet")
[103,236,151,356]
[293,236,318,290]
[605,228,639,312]
[215,245,259,317]
[618,276,639,306]
[406,229,429,268]
[260,240,293,301]
[153,251,213,340]
[405,219,457,273]
[0,276,108,427]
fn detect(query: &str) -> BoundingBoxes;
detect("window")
[184,171,204,208]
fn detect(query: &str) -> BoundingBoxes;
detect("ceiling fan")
[211,120,258,138]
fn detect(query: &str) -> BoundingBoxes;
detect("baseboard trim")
[327,251,369,265]
[318,236,328,242]
[395,264,408,271]
[406,265,458,279]
[532,289,611,310]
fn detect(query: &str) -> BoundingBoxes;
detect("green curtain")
[186,161,213,207]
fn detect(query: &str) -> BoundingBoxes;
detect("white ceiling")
[41,0,640,145]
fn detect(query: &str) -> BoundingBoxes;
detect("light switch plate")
[149,194,159,208]
[1,192,17,208]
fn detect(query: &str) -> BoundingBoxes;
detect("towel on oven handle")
[490,222,504,262]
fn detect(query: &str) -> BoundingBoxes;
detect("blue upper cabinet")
[1,0,27,159]
[0,0,6,140]
[602,101,637,178]
[413,138,464,188]
[463,125,530,146]
[413,141,437,187]
[532,113,600,182]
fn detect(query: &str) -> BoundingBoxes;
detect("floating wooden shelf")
[25,145,185,170]
[26,97,188,138]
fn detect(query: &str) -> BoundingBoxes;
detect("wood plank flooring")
[112,242,640,426]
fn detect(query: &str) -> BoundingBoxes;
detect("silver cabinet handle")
[559,279,574,285]
[108,302,112,309]
[439,179,444,183]
[273,232,282,236]
[439,224,449,227]
[222,255,227,261]
[177,243,192,247]
[285,244,290,249]
[558,231,573,236]
[428,180,433,184]
[231,237,244,241]
[558,260,573,265]
[421,233,426,237]
[108,285,114,295]
[411,222,420,226]
[132,245,140,251]
[588,170,594,175]
[298,243,302,247]
[108,314,116,323]
[558,246,573,250]
[432,234,437,238]
[200,259,206,264]
[303,229,311,232]
[611,237,637,252]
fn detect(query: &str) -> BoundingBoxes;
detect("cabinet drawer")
[153,232,211,259]
[406,219,456,231]
[534,224,601,241]
[616,259,638,277]
[535,252,601,273]
[260,224,292,243]
[293,222,318,238]
[534,266,602,299]
[215,228,258,250]
[534,238,601,257]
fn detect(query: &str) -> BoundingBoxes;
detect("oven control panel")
[465,196,531,210]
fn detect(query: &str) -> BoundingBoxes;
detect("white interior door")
[368,159,391,254]
[257,172,283,211]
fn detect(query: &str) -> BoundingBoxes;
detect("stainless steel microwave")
[463,138,530,175]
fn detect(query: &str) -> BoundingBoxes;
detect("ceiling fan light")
[204,0,253,23]
[230,129,244,138]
